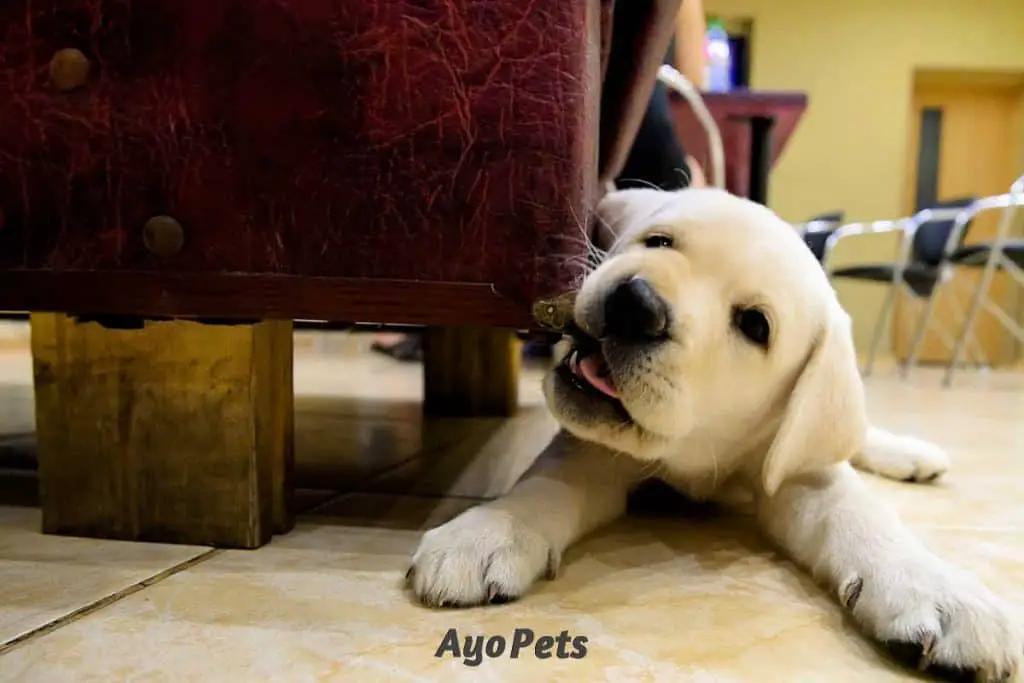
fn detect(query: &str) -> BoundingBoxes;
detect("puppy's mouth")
[566,343,618,399]
[556,328,632,421]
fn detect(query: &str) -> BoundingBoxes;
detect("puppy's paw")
[407,506,557,608]
[841,562,1021,681]
[855,430,950,483]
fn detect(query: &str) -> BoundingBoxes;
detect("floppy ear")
[594,188,678,250]
[761,303,868,496]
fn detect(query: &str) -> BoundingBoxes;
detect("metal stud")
[143,215,185,256]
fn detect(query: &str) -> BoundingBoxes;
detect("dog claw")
[884,636,996,682]
[546,549,561,581]
[839,575,863,610]
[917,632,936,670]
[486,583,512,604]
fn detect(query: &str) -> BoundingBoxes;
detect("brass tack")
[49,48,91,92]
[142,215,185,256]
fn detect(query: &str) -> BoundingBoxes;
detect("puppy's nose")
[602,276,670,341]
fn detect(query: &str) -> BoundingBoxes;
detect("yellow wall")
[704,0,1024,349]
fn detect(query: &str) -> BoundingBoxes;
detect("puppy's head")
[543,188,867,494]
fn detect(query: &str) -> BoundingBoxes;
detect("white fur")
[854,426,951,482]
[408,189,1020,680]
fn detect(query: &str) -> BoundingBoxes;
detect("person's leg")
[371,332,422,361]
[616,80,694,191]
[372,332,405,347]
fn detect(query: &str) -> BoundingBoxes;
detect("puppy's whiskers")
[568,203,608,267]
[708,449,721,492]
[615,177,664,192]
[595,213,634,256]
[673,166,692,187]
[638,459,667,481]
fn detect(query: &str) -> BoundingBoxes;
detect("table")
[668,90,808,204]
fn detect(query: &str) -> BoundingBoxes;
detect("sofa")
[0,0,680,547]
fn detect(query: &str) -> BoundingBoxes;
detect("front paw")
[841,563,1022,681]
[407,506,558,608]
[860,432,951,483]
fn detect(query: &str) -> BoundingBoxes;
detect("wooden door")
[893,75,1024,365]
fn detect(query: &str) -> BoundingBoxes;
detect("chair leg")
[863,284,897,377]
[943,284,989,369]
[31,314,295,548]
[901,280,944,379]
[944,258,1001,388]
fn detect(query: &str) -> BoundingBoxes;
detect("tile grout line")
[304,488,491,516]
[0,548,223,657]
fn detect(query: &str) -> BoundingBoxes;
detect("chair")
[902,175,1024,386]
[821,198,977,376]
[797,211,845,262]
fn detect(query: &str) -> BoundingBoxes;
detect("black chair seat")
[800,211,844,263]
[948,239,1024,267]
[803,230,836,262]
[830,263,940,297]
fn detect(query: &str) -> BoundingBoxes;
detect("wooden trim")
[0,271,536,329]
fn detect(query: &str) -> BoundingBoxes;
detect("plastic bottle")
[703,18,733,93]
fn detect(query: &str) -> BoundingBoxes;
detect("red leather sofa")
[0,0,680,548]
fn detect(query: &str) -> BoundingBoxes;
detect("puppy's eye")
[733,307,771,347]
[643,234,674,249]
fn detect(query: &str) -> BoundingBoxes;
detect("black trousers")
[616,79,691,191]
[615,22,691,192]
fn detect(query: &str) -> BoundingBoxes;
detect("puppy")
[408,188,1022,681]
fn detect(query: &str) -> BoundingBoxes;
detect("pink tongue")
[578,355,618,398]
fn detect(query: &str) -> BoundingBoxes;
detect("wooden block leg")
[423,326,520,417]
[30,314,295,549]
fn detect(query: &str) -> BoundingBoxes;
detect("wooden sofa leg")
[423,327,520,417]
[30,314,295,549]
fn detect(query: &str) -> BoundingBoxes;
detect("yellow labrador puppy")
[408,188,1021,681]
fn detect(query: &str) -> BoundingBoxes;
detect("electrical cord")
[656,64,726,190]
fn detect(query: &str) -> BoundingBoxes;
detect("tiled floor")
[0,323,1022,681]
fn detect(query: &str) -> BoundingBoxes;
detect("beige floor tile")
[0,321,29,353]
[1,336,1023,681]
[0,333,35,474]
[0,382,33,437]
[859,375,1024,530]
[293,345,549,491]
[362,405,560,499]
[0,507,207,646]
[293,394,425,490]
[2,493,1021,682]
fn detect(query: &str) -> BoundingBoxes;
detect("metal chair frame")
[821,208,986,376]
[902,176,1024,386]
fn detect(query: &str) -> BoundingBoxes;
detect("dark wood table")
[668,90,808,205]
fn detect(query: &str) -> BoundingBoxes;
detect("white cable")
[657,64,726,190]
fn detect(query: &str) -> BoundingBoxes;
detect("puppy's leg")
[850,426,950,483]
[758,463,1020,681]
[408,431,637,607]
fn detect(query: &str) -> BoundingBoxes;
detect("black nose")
[602,276,670,341]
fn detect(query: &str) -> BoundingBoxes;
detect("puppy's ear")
[594,188,677,251]
[761,304,868,496]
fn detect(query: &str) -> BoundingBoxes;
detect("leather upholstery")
[0,1,680,325]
